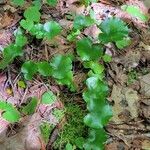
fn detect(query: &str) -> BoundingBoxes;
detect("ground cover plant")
[0,0,149,150]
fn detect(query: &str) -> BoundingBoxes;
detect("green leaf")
[11,0,25,6]
[47,0,57,7]
[21,98,38,115]
[83,77,112,128]
[83,77,108,103]
[0,101,14,111]
[2,110,20,123]
[116,37,131,49]
[75,137,85,149]
[67,30,80,42]
[33,0,42,9]
[18,80,26,88]
[30,23,45,39]
[15,34,27,47]
[41,91,57,104]
[102,54,112,63]
[84,128,107,150]
[99,17,129,43]
[40,122,54,143]
[21,61,38,80]
[0,101,20,123]
[83,61,104,75]
[65,143,74,150]
[84,104,112,128]
[0,44,23,69]
[50,55,73,79]
[14,27,23,36]
[121,5,149,22]
[73,15,95,30]
[76,38,103,61]
[24,6,41,22]
[20,19,34,31]
[50,55,74,89]
[37,61,52,76]
[44,21,61,39]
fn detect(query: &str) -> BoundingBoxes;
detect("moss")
[52,109,65,122]
[127,70,138,85]
[53,103,86,149]
[40,122,55,144]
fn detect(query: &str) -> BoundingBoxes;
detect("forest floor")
[0,0,150,150]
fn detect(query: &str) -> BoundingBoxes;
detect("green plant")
[53,103,86,149]
[41,91,57,104]
[99,17,129,44]
[0,1,131,149]
[75,17,129,149]
[121,5,149,22]
[0,101,21,123]
[21,55,75,90]
[40,122,55,143]
[127,70,138,85]
[21,97,38,115]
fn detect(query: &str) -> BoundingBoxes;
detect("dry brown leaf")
[125,88,139,118]
[0,12,14,29]
[142,139,150,150]
[140,73,150,97]
[110,85,124,123]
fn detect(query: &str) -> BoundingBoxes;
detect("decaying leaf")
[140,73,150,97]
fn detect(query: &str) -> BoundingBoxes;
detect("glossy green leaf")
[2,110,20,123]
[15,34,27,47]
[37,61,52,76]
[41,91,56,104]
[0,101,14,111]
[116,37,131,49]
[50,55,74,90]
[32,0,42,9]
[84,104,112,128]
[0,44,23,69]
[21,98,38,115]
[83,77,108,104]
[30,23,45,39]
[73,15,95,30]
[21,61,38,80]
[50,55,72,79]
[121,5,149,22]
[24,6,41,22]
[65,143,74,150]
[102,54,112,63]
[99,17,129,43]
[44,21,61,39]
[76,38,103,61]
[0,101,20,123]
[20,19,34,31]
[83,61,104,75]
[84,128,107,150]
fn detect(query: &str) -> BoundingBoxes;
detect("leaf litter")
[0,0,150,149]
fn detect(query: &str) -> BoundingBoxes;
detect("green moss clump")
[53,103,86,149]
[40,122,55,144]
